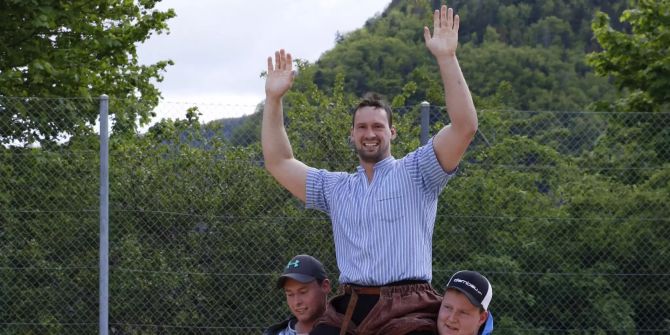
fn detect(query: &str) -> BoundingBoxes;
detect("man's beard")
[356,144,388,164]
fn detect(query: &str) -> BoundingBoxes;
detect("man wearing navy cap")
[264,255,332,335]
[438,271,494,335]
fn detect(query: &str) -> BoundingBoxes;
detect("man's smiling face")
[351,106,396,164]
[437,289,488,335]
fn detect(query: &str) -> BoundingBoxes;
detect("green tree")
[0,131,101,334]
[0,0,175,144]
[586,0,670,183]
[588,0,670,112]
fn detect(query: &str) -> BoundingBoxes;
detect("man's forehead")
[445,289,478,309]
[355,105,386,114]
[283,278,317,290]
[354,106,389,123]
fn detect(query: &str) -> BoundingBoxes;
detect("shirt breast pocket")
[376,192,406,223]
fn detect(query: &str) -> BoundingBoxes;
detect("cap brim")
[449,287,484,310]
[276,273,316,289]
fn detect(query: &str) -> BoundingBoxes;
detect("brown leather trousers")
[313,282,441,335]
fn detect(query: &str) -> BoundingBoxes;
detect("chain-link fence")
[1,96,668,334]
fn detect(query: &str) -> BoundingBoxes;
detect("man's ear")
[321,278,331,292]
[390,126,398,140]
[478,310,489,326]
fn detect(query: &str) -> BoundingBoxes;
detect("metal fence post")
[420,101,430,145]
[99,95,109,335]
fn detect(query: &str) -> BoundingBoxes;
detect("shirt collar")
[356,155,395,174]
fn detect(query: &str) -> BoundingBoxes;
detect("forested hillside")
[291,0,629,111]
[223,0,631,150]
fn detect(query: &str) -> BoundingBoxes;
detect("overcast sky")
[137,0,391,123]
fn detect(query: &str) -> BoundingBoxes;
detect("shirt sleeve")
[403,137,457,197]
[305,167,348,214]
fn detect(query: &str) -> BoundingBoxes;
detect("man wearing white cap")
[438,270,494,335]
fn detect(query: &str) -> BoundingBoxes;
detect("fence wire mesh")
[0,96,668,334]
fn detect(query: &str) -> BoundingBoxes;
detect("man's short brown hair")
[352,92,393,128]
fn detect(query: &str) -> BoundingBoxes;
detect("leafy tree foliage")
[586,0,670,184]
[0,0,175,144]
[589,0,670,111]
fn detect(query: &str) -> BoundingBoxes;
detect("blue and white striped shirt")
[306,138,455,285]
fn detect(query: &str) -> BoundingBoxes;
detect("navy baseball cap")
[276,254,327,288]
[446,270,493,310]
